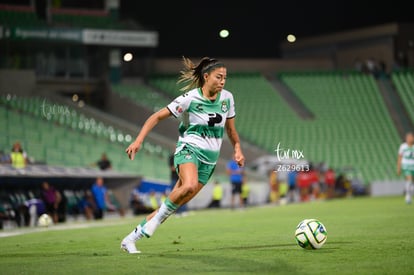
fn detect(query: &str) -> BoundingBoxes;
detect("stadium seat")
[0,95,170,181]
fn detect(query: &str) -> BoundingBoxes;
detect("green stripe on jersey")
[186,125,224,139]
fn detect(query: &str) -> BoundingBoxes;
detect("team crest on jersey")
[221,101,228,112]
[176,105,183,113]
[185,153,192,160]
[196,104,203,111]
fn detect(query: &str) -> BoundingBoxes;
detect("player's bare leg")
[121,163,203,253]
[405,175,413,204]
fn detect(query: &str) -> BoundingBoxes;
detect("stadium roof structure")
[0,3,158,48]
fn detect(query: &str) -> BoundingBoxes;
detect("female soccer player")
[121,57,245,254]
[397,131,414,204]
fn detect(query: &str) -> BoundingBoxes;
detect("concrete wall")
[370,180,405,197]
[0,69,36,95]
[152,57,334,75]
[336,39,395,71]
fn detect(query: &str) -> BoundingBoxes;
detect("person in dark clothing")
[96,153,112,170]
[40,181,61,223]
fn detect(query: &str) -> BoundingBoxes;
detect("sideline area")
[0,212,136,238]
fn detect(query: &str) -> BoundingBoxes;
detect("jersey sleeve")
[398,143,405,156]
[227,92,236,119]
[167,92,192,118]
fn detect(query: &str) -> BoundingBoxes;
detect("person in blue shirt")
[91,177,112,219]
[227,159,245,209]
[287,170,298,203]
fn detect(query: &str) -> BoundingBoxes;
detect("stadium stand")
[0,2,174,226]
[391,70,414,125]
[111,82,170,112]
[148,73,185,99]
[0,94,170,181]
[276,71,401,184]
[149,71,403,184]
[1,1,412,220]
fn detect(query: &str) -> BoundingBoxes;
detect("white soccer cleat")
[121,239,141,254]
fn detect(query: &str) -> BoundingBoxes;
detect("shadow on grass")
[165,241,350,252]
[151,252,299,274]
[131,242,349,273]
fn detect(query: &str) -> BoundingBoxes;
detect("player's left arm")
[225,117,245,167]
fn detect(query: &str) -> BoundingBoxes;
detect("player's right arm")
[126,107,172,160]
[397,144,404,176]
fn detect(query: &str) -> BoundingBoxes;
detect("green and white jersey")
[399,142,414,171]
[167,88,235,165]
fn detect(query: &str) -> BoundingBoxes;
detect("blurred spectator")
[24,197,45,227]
[335,173,352,197]
[297,170,312,202]
[287,170,298,203]
[0,149,11,163]
[107,190,126,217]
[241,180,250,207]
[130,189,153,215]
[207,180,223,208]
[91,177,116,219]
[354,57,364,72]
[365,57,381,77]
[95,153,112,170]
[148,190,160,210]
[40,181,62,224]
[63,190,82,219]
[78,190,97,220]
[227,159,245,209]
[8,193,29,227]
[268,169,279,204]
[0,203,8,229]
[351,176,367,196]
[279,180,289,205]
[378,60,387,77]
[308,165,320,200]
[0,201,16,229]
[324,167,336,199]
[10,141,28,169]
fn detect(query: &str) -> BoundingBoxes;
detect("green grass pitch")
[1,195,413,275]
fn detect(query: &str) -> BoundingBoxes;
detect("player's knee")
[181,181,199,196]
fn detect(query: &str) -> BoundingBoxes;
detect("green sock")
[164,198,179,212]
[154,198,179,224]
[139,218,147,227]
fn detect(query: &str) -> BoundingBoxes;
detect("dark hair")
[177,56,225,92]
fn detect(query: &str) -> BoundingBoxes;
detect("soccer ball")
[295,218,327,249]
[37,213,53,227]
